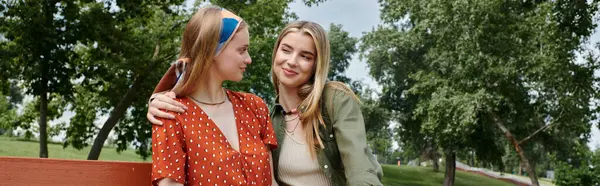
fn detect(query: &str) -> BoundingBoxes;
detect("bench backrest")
[0,157,152,186]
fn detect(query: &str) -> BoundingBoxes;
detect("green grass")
[382,165,516,186]
[0,135,147,162]
[540,178,555,186]
[1,136,518,185]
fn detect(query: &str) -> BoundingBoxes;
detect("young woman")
[150,6,277,186]
[149,21,382,186]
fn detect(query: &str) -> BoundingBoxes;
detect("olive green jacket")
[270,86,383,186]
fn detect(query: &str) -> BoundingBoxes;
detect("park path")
[455,161,553,186]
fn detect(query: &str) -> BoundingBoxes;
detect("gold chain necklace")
[284,119,301,135]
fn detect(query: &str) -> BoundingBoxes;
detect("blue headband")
[215,8,242,56]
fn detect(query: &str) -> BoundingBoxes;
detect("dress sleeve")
[151,113,187,185]
[252,95,278,150]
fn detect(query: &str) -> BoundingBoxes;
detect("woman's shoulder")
[323,81,358,102]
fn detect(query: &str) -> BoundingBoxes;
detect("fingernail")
[183,106,188,110]
[169,115,175,119]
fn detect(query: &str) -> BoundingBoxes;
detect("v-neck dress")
[151,90,278,186]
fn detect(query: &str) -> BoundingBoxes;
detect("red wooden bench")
[0,157,152,186]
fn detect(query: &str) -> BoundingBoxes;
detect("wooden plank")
[0,157,152,186]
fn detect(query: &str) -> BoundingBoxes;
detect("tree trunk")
[443,150,456,186]
[39,60,49,158]
[514,145,538,185]
[432,154,440,172]
[39,89,48,158]
[431,148,440,172]
[87,77,144,160]
[492,114,539,186]
[518,161,523,175]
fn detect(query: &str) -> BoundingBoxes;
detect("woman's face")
[273,31,316,89]
[213,27,252,82]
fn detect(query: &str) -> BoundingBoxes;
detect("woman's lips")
[282,68,297,76]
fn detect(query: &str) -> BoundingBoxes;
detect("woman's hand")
[146,91,187,125]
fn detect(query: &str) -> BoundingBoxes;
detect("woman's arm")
[331,90,383,186]
[146,91,187,125]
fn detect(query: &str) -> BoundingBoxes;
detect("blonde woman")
[150,6,278,186]
[149,21,382,186]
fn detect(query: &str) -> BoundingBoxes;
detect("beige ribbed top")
[278,132,332,186]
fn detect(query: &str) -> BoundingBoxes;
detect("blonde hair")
[271,21,358,157]
[173,6,246,96]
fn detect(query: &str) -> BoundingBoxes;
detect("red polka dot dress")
[151,90,278,185]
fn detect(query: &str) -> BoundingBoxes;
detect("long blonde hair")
[173,6,246,96]
[271,21,357,157]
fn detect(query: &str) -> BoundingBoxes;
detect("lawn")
[382,165,515,186]
[0,135,147,162]
[1,136,518,185]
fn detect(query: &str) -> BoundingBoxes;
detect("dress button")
[329,134,334,138]
[324,165,328,169]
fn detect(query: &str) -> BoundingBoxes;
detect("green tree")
[0,94,16,132]
[0,83,22,133]
[327,22,393,159]
[63,1,185,160]
[6,93,66,141]
[360,88,393,158]
[361,0,600,185]
[327,23,363,93]
[328,24,356,83]
[1,0,82,158]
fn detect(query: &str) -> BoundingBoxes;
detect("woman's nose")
[245,57,252,65]
[286,55,298,67]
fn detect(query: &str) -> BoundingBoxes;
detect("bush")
[554,149,600,186]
